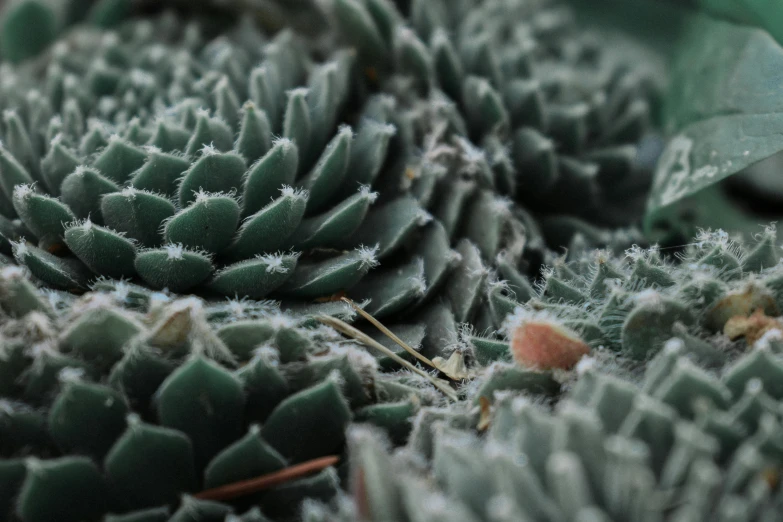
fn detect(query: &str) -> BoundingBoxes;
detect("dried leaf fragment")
[724,308,783,345]
[510,320,590,370]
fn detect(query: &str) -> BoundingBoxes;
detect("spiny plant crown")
[306,228,783,522]
[0,0,654,324]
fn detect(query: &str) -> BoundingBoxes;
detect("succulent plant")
[0,0,661,379]
[3,0,782,521]
[0,0,657,315]
[304,229,783,522]
[329,0,660,238]
[0,264,449,522]
[0,6,389,302]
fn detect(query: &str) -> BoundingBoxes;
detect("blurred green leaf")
[645,15,783,241]
[692,0,783,46]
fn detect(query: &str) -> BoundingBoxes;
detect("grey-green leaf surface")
[646,15,783,240]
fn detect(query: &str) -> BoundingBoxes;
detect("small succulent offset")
[0,0,782,522]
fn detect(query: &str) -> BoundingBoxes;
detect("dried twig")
[340,297,457,376]
[316,314,459,401]
[195,455,340,501]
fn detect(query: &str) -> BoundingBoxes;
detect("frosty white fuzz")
[357,245,380,269]
[280,185,308,200]
[164,243,185,261]
[359,184,379,203]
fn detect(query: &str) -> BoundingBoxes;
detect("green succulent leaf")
[689,0,783,45]
[474,365,560,404]
[60,167,121,225]
[276,246,377,298]
[431,179,475,239]
[0,403,54,457]
[308,67,340,144]
[333,0,390,68]
[208,253,298,299]
[226,187,308,259]
[104,416,197,511]
[445,239,487,323]
[168,497,233,522]
[235,354,290,423]
[64,220,137,279]
[156,356,245,472]
[0,460,26,522]
[340,118,396,195]
[104,507,170,522]
[48,381,129,459]
[249,65,283,131]
[88,0,132,28]
[17,457,110,522]
[130,151,191,198]
[282,88,312,164]
[12,242,91,290]
[101,189,175,248]
[184,113,234,156]
[0,266,53,318]
[203,426,287,489]
[178,151,246,208]
[290,186,377,250]
[236,102,273,164]
[214,77,241,130]
[0,147,35,204]
[134,246,214,293]
[13,185,75,240]
[217,320,275,361]
[242,139,299,218]
[355,400,417,446]
[646,15,783,241]
[79,127,108,157]
[40,140,80,197]
[297,125,352,215]
[3,111,39,181]
[342,196,429,259]
[261,379,351,464]
[164,194,240,255]
[92,138,147,185]
[350,258,426,318]
[148,122,191,154]
[108,342,176,416]
[60,306,143,368]
[0,0,57,64]
[622,296,696,360]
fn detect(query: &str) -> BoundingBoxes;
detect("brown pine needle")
[194,455,340,501]
[316,314,459,401]
[340,297,462,380]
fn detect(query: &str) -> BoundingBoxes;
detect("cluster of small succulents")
[0,0,656,373]
[0,0,655,312]
[304,229,783,522]
[1,0,782,521]
[472,225,782,359]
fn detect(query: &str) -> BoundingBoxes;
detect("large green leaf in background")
[645,14,783,242]
[571,0,783,243]
[691,0,783,45]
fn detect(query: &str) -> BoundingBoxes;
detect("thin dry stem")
[340,297,462,379]
[194,455,340,501]
[316,314,459,401]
